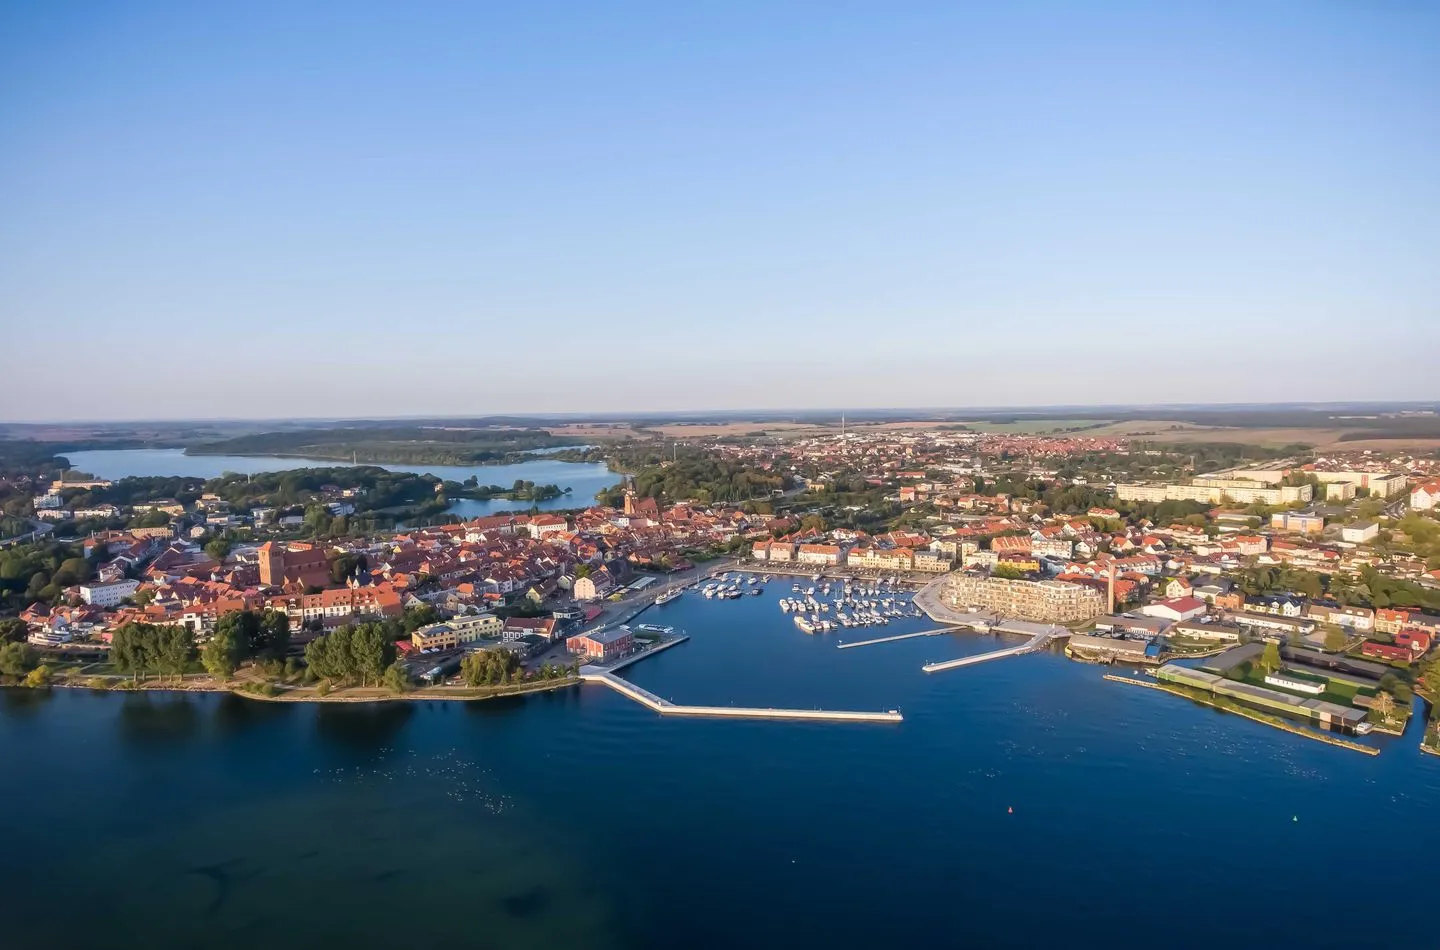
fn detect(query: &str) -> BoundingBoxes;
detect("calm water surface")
[61,448,619,516]
[4,582,1437,949]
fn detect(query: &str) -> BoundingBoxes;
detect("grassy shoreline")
[10,674,581,705]
[1104,673,1379,755]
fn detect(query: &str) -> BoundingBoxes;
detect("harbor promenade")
[912,576,1070,673]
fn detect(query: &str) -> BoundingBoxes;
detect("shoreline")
[13,675,581,705]
[1103,673,1379,755]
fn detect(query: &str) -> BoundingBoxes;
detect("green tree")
[156,625,196,683]
[0,641,39,676]
[205,536,233,561]
[24,664,52,688]
[202,622,244,681]
[401,604,439,634]
[1323,627,1347,652]
[0,618,27,643]
[110,622,156,682]
[382,660,411,694]
[259,609,292,661]
[1259,641,1282,675]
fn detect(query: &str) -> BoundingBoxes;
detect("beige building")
[942,574,1103,623]
[1116,480,1311,506]
[411,614,503,651]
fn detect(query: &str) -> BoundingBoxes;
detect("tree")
[383,660,411,694]
[156,625,196,683]
[205,537,233,561]
[1259,641,1282,675]
[1374,691,1395,721]
[110,622,155,682]
[1323,628,1347,652]
[402,604,438,634]
[23,664,52,688]
[260,610,291,661]
[0,618,27,643]
[0,641,38,676]
[202,623,244,680]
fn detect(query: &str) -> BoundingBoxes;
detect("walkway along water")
[912,576,1071,674]
[836,629,948,650]
[580,636,903,724]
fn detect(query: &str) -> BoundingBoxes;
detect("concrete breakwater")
[580,670,903,723]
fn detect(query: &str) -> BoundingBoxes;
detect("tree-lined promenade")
[0,607,579,703]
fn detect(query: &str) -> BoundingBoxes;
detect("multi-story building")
[1341,521,1379,544]
[796,544,845,566]
[567,627,635,662]
[258,542,332,589]
[1271,511,1324,535]
[912,550,953,573]
[1411,480,1440,511]
[77,579,140,608]
[411,613,504,651]
[265,585,403,630]
[941,574,1104,623]
[1116,480,1311,506]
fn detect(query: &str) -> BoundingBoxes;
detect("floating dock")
[580,670,903,723]
[837,628,948,650]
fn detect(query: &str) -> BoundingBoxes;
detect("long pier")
[837,628,948,650]
[921,625,1067,673]
[580,670,903,723]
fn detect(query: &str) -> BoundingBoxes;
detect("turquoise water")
[4,581,1436,949]
[59,448,620,515]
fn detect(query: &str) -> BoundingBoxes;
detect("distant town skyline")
[3,1,1437,421]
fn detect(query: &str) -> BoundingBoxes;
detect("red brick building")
[258,542,331,589]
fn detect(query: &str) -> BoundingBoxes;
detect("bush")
[258,682,278,697]
[316,679,331,697]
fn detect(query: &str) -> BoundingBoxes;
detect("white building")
[1341,521,1379,544]
[1412,481,1440,511]
[78,579,140,608]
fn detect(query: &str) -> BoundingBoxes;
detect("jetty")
[921,623,1067,673]
[837,628,948,650]
[579,670,903,723]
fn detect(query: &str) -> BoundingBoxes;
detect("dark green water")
[5,584,1436,949]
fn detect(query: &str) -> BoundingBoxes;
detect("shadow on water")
[117,692,202,741]
[0,686,55,718]
[313,701,414,747]
[212,692,293,736]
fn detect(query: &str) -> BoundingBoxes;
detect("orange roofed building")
[258,542,331,589]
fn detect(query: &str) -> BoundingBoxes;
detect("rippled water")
[4,581,1436,949]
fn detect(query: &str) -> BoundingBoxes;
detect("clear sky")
[2,1,1437,421]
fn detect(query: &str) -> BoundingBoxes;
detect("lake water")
[61,448,620,516]
[5,581,1438,949]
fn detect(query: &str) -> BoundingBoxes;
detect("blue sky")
[2,1,1437,421]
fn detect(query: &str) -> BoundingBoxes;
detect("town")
[3,422,1440,751]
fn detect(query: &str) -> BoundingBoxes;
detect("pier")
[921,624,1068,673]
[837,628,948,650]
[579,666,902,724]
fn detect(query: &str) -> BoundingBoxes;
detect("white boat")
[634,623,675,635]
[794,616,816,634]
[655,586,683,605]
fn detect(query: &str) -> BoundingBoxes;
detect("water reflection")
[212,692,293,737]
[0,686,54,718]
[117,693,202,741]
[313,701,414,747]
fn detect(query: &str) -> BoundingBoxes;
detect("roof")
[580,627,632,645]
